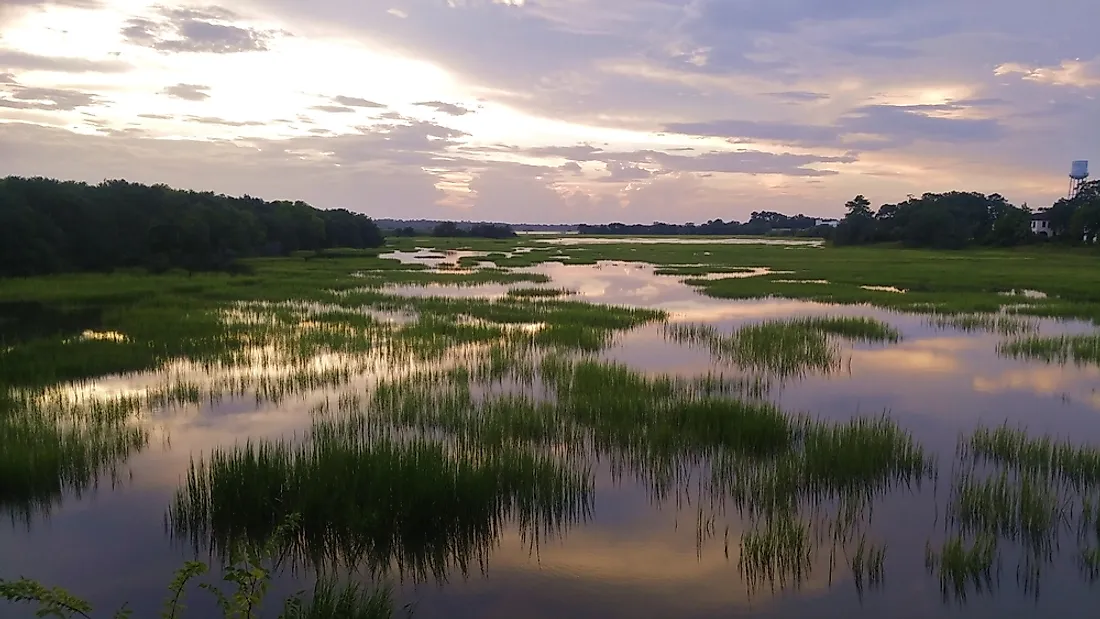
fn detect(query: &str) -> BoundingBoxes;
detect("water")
[2,253,1099,618]
[536,237,823,247]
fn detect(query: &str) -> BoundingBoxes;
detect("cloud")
[764,91,831,103]
[0,82,104,111]
[0,0,102,27]
[310,105,356,113]
[0,49,130,73]
[414,101,474,116]
[995,57,1100,88]
[121,6,282,54]
[839,104,1004,145]
[331,96,385,108]
[182,115,266,127]
[663,119,842,148]
[160,83,211,101]
[599,161,653,182]
[664,100,1004,151]
[652,150,852,177]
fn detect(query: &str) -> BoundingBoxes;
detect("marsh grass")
[296,579,395,619]
[849,535,886,596]
[664,322,838,380]
[505,288,576,299]
[997,334,1100,366]
[0,391,147,524]
[169,426,592,580]
[789,317,901,343]
[949,426,1100,587]
[1081,547,1100,581]
[925,313,1038,335]
[949,471,1065,555]
[653,266,753,276]
[925,533,999,603]
[962,425,1100,487]
[664,316,899,380]
[739,514,813,594]
[344,355,932,596]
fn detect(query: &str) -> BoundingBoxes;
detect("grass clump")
[962,425,1100,487]
[665,322,838,380]
[739,514,813,594]
[997,334,1100,366]
[505,287,575,299]
[949,471,1065,555]
[169,427,591,581]
[925,533,999,603]
[926,313,1038,335]
[665,316,898,380]
[788,316,901,343]
[850,535,886,596]
[0,391,147,524]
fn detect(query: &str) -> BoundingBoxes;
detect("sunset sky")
[1,0,1097,223]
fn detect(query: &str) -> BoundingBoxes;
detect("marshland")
[3,235,1100,618]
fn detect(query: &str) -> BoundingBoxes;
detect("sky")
[0,0,1097,224]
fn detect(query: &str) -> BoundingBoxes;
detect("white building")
[815,218,840,228]
[1031,211,1053,237]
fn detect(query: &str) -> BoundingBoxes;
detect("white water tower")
[1070,160,1089,197]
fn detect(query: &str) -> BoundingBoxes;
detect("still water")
[535,237,823,246]
[2,252,1099,618]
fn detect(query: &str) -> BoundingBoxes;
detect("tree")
[1069,196,1100,243]
[988,206,1032,247]
[432,221,462,237]
[834,195,876,245]
[0,176,385,277]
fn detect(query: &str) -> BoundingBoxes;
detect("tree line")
[834,182,1100,248]
[0,176,385,277]
[578,211,834,237]
[389,221,517,239]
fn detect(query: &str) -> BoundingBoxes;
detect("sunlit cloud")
[996,57,1100,88]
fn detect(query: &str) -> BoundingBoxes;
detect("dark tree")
[0,176,385,277]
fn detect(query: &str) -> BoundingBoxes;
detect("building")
[1031,210,1053,237]
[815,218,840,228]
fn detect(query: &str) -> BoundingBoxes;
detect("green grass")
[949,471,1065,554]
[664,316,899,380]
[0,391,147,524]
[505,287,576,299]
[997,334,1100,366]
[169,427,592,580]
[356,356,932,530]
[739,513,813,594]
[925,533,998,602]
[653,265,754,276]
[962,425,1100,488]
[850,535,887,595]
[926,313,1039,335]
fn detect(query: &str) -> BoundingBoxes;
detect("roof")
[1031,211,1051,220]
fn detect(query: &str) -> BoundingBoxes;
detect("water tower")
[1070,160,1089,198]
